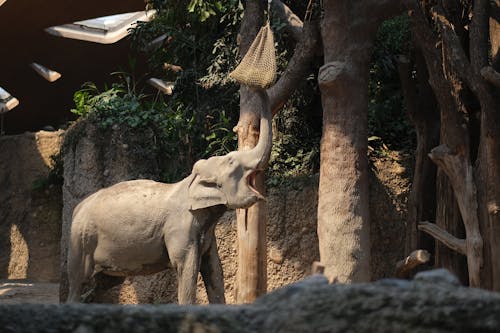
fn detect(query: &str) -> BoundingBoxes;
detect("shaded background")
[0,0,146,134]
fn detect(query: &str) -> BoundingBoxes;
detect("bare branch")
[434,5,496,109]
[395,250,431,279]
[267,19,321,115]
[481,66,500,89]
[272,0,303,41]
[418,222,467,255]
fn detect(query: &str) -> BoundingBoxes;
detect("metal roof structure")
[45,10,155,44]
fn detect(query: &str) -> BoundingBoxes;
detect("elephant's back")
[71,179,177,236]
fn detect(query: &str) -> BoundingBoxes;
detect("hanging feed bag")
[229,22,277,89]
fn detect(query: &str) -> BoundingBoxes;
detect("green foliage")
[69,1,244,181]
[131,0,245,162]
[267,80,322,187]
[70,78,149,129]
[369,15,415,153]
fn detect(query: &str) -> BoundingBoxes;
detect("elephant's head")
[188,89,272,210]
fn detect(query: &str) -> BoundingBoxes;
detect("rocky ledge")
[1,269,500,333]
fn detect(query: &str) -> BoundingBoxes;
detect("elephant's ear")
[188,174,227,210]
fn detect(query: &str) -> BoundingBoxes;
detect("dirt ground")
[0,280,59,304]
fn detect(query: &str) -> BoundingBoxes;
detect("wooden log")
[395,250,431,279]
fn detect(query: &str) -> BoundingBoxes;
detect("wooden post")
[235,190,268,303]
[234,96,268,303]
[234,1,267,304]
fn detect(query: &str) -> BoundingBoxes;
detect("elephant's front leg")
[175,244,201,304]
[200,235,226,304]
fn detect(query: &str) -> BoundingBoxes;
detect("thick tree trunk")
[317,2,374,283]
[317,0,406,283]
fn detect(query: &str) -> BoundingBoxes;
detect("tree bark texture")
[413,2,483,287]
[477,0,500,291]
[235,88,268,303]
[317,2,377,283]
[316,1,408,283]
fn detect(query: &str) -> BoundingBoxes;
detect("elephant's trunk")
[239,89,272,170]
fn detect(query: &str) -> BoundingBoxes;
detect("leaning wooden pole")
[234,1,267,303]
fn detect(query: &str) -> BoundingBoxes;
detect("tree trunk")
[234,1,267,303]
[407,1,493,288]
[477,0,500,290]
[397,51,439,257]
[434,172,468,283]
[317,2,374,283]
[317,0,407,283]
[234,1,321,302]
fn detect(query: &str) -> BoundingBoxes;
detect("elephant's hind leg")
[67,233,94,303]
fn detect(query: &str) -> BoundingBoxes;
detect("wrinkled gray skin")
[67,89,272,304]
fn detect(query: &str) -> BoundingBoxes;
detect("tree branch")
[434,4,496,109]
[481,66,500,89]
[418,222,466,255]
[272,0,303,41]
[267,19,321,115]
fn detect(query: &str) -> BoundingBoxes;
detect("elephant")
[66,89,272,304]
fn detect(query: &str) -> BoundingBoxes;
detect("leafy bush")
[69,1,243,181]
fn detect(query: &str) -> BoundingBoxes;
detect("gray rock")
[2,276,500,333]
[414,268,461,286]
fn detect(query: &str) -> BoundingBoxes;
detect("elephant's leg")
[174,245,201,304]
[67,250,94,303]
[67,230,95,303]
[200,236,226,304]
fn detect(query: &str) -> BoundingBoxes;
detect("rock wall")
[0,130,64,282]
[2,270,500,333]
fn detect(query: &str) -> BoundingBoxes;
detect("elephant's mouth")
[247,170,266,201]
